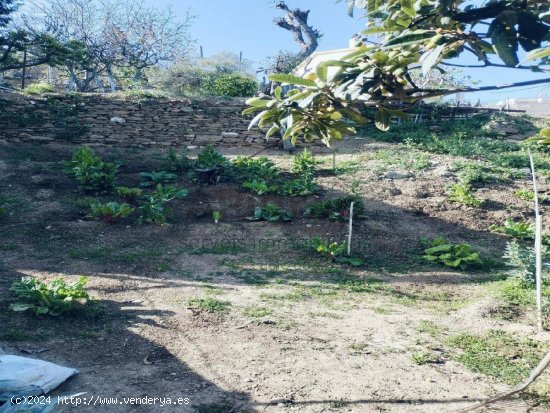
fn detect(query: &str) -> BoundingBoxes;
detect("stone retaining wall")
[0,92,278,148]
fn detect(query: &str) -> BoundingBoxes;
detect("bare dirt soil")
[1,130,550,413]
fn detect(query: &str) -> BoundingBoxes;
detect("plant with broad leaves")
[490,219,535,240]
[139,184,188,224]
[231,156,280,182]
[89,201,134,223]
[244,1,549,145]
[9,276,90,316]
[526,128,550,146]
[140,171,177,187]
[64,146,117,192]
[195,146,229,170]
[309,237,365,267]
[242,179,278,195]
[250,203,293,222]
[422,237,483,269]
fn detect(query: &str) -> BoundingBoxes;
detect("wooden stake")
[529,149,543,333]
[347,202,355,256]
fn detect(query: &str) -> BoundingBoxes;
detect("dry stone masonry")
[0,92,276,148]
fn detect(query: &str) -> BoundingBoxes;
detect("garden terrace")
[1,113,550,412]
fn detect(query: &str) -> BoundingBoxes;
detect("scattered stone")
[389,188,402,196]
[221,132,239,138]
[110,116,126,124]
[384,171,412,180]
[35,189,55,200]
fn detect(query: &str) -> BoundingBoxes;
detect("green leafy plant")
[139,171,177,187]
[242,179,278,195]
[89,201,134,223]
[279,177,317,196]
[292,149,315,175]
[277,149,318,196]
[9,276,90,316]
[490,219,535,240]
[187,298,231,313]
[309,237,364,267]
[162,148,192,172]
[514,189,545,203]
[448,181,483,207]
[202,73,258,97]
[116,186,143,203]
[139,184,188,224]
[231,156,280,182]
[64,147,117,192]
[24,82,55,95]
[304,196,366,221]
[212,210,221,224]
[250,203,293,222]
[422,237,483,269]
[503,240,550,284]
[195,146,229,169]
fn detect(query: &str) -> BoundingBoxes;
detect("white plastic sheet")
[0,355,78,401]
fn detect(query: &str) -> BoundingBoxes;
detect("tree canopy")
[246,0,550,145]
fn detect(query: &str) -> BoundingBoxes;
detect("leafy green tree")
[246,0,550,145]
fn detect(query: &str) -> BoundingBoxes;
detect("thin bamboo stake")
[459,349,550,412]
[347,202,355,256]
[529,149,543,333]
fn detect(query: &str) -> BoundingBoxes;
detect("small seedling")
[448,181,483,207]
[309,237,364,266]
[89,201,134,222]
[187,298,230,313]
[212,210,221,224]
[116,187,143,203]
[10,276,90,316]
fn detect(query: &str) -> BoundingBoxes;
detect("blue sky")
[148,1,549,103]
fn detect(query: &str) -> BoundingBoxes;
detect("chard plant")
[250,203,293,222]
[89,201,134,223]
[422,237,483,269]
[139,184,188,224]
[64,146,117,193]
[10,276,90,316]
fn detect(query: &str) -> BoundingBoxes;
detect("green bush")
[89,201,134,222]
[490,219,535,240]
[203,73,258,97]
[24,82,55,95]
[10,276,90,316]
[64,147,117,192]
[195,146,229,169]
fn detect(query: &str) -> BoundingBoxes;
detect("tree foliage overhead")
[247,0,550,145]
